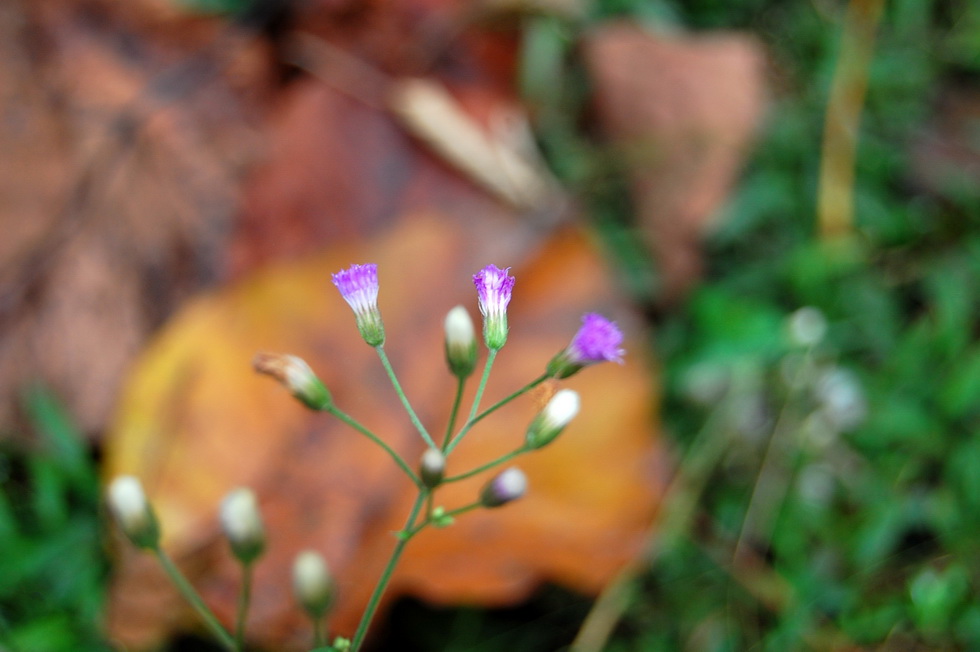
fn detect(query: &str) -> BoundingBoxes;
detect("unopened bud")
[480,467,527,508]
[107,475,160,550]
[253,353,331,410]
[220,488,266,565]
[444,306,477,378]
[526,390,580,449]
[420,448,446,488]
[293,550,333,618]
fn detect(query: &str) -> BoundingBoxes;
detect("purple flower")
[568,313,625,363]
[547,313,625,379]
[332,263,385,346]
[473,264,515,350]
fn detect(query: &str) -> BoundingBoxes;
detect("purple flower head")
[547,313,625,379]
[331,263,385,346]
[568,313,625,364]
[332,263,379,315]
[473,264,515,350]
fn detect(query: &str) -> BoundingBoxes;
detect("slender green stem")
[350,491,428,651]
[153,547,237,651]
[442,376,466,450]
[444,502,482,520]
[467,348,498,423]
[375,346,437,449]
[444,447,529,483]
[327,406,421,487]
[473,373,550,426]
[404,501,483,537]
[445,372,548,454]
[235,562,254,650]
[312,617,325,648]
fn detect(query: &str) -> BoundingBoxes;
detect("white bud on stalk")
[444,305,477,378]
[108,475,159,549]
[480,467,528,508]
[220,488,266,565]
[526,390,580,449]
[293,550,333,618]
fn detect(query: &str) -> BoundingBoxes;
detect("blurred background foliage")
[2,0,980,649]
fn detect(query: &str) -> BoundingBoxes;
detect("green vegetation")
[537,0,980,649]
[0,389,110,652]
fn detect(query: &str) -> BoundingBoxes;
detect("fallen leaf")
[388,77,562,211]
[0,1,265,436]
[584,22,768,302]
[103,213,664,650]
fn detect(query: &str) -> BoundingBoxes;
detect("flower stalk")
[113,260,626,652]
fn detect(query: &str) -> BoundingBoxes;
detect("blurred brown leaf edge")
[584,22,768,302]
[103,213,666,650]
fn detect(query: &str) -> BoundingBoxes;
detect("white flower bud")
[480,467,528,508]
[253,353,331,410]
[220,488,266,564]
[526,390,580,449]
[444,306,477,378]
[293,550,333,618]
[420,448,446,488]
[108,475,159,549]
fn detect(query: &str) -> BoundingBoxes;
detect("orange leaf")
[103,213,664,650]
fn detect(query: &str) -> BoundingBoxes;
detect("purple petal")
[569,313,625,364]
[331,263,379,315]
[472,264,515,317]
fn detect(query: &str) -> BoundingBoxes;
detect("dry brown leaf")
[584,22,768,302]
[103,213,663,650]
[388,77,562,212]
[0,1,264,436]
[225,72,552,278]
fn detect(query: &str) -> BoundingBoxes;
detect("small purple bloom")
[568,313,625,364]
[547,313,625,379]
[332,263,379,315]
[332,263,385,346]
[473,264,515,350]
[473,264,515,319]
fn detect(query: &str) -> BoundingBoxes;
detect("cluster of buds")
[108,259,626,652]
